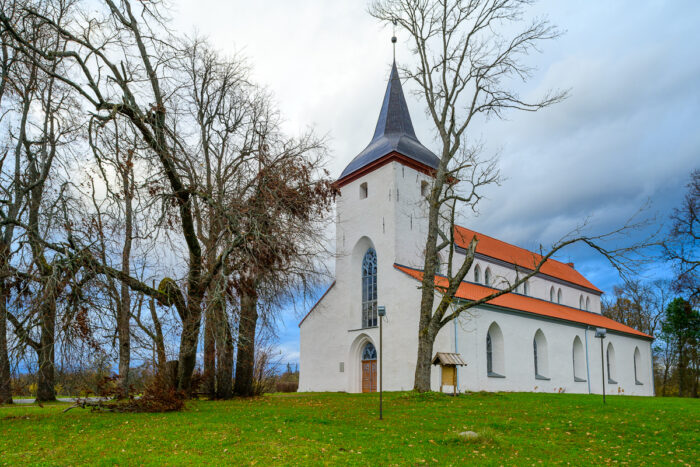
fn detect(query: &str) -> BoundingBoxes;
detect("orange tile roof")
[454,225,602,293]
[394,264,652,339]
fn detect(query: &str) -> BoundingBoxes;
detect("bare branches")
[664,169,699,303]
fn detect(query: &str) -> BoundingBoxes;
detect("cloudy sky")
[171,0,699,364]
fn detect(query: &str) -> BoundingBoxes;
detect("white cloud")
[169,1,699,356]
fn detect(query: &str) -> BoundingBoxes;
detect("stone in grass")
[458,431,479,440]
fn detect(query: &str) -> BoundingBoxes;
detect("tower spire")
[391,19,397,62]
[337,49,440,183]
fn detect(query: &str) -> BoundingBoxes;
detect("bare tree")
[1,0,336,395]
[0,0,22,405]
[664,169,699,303]
[370,0,650,391]
[0,0,244,392]
[602,279,670,337]
[0,0,84,402]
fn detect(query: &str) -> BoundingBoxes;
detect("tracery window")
[362,342,377,360]
[362,248,378,328]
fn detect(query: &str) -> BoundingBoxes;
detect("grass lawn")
[1,391,698,465]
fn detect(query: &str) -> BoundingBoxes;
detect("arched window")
[557,288,563,304]
[579,295,584,309]
[486,333,492,372]
[362,342,377,360]
[550,286,555,302]
[634,347,643,385]
[486,322,505,377]
[533,329,549,379]
[474,264,481,284]
[573,336,586,382]
[585,297,590,311]
[484,268,492,287]
[361,248,378,328]
[523,281,530,296]
[606,342,617,384]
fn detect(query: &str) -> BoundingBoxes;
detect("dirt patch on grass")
[2,413,49,422]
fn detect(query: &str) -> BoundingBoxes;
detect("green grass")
[1,391,698,465]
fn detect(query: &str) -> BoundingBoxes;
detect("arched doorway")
[361,342,377,393]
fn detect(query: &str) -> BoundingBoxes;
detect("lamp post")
[595,328,607,404]
[378,305,386,420]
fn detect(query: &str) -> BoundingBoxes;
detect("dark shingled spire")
[339,61,440,180]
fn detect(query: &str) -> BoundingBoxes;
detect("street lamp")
[595,327,607,404]
[378,305,386,420]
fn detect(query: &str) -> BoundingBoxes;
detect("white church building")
[298,62,654,396]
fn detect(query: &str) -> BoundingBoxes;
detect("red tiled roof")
[454,225,602,293]
[394,264,652,339]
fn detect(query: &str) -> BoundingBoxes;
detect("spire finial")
[391,19,397,62]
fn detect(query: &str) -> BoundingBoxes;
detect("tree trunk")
[177,294,203,394]
[0,282,12,404]
[413,162,446,392]
[233,291,258,397]
[148,284,167,375]
[414,324,436,392]
[215,306,234,399]
[203,304,216,398]
[117,158,133,396]
[35,299,56,402]
[692,355,699,398]
[678,341,685,397]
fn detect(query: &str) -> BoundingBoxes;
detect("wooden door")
[362,360,377,393]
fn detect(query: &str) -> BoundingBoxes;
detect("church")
[298,62,654,396]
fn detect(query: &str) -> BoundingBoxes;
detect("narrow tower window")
[360,182,368,199]
[361,248,378,328]
[421,180,429,197]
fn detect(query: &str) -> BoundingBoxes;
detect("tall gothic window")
[533,337,539,376]
[362,248,378,328]
[486,332,493,374]
[486,322,505,377]
[606,343,617,384]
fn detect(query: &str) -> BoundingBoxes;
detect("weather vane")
[391,18,397,61]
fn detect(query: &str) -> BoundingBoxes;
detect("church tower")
[333,61,440,330]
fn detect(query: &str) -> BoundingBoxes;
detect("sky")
[171,0,699,365]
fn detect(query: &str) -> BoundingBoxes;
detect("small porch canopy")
[432,352,468,366]
[432,352,467,395]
